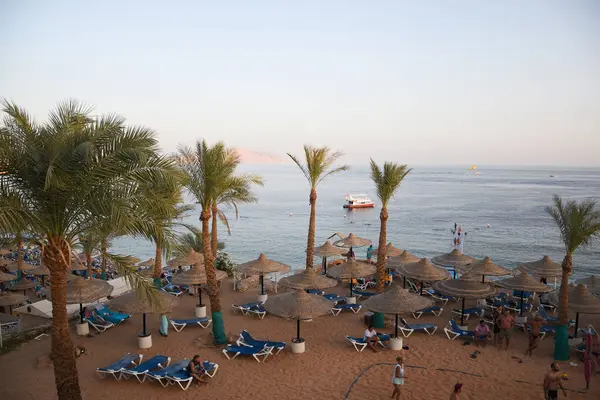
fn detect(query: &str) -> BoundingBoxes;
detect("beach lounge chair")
[422,289,451,304]
[405,279,419,293]
[443,320,475,340]
[231,301,263,314]
[345,334,390,352]
[246,304,267,319]
[169,317,212,332]
[330,303,362,316]
[146,360,189,387]
[399,318,438,337]
[120,355,171,382]
[162,284,183,297]
[451,307,483,321]
[166,361,219,390]
[504,301,533,313]
[222,345,271,363]
[353,278,369,291]
[96,304,131,325]
[323,293,345,304]
[538,307,575,326]
[85,315,114,333]
[513,290,534,302]
[412,306,443,319]
[96,353,142,380]
[237,330,286,354]
[305,289,325,295]
[353,290,377,299]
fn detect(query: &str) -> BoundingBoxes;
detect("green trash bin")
[373,312,385,329]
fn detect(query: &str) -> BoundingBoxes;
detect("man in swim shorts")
[498,309,514,350]
[543,363,566,399]
[525,315,544,357]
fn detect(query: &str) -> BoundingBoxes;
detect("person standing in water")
[390,356,405,399]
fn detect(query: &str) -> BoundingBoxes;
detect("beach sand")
[1,280,598,400]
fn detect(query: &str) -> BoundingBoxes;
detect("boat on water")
[343,193,374,209]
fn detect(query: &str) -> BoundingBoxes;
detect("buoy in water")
[289,212,293,216]
[486,224,491,228]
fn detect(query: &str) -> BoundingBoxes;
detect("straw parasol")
[517,256,562,279]
[0,259,13,266]
[493,272,552,315]
[8,278,38,294]
[138,258,155,268]
[575,275,600,295]
[433,276,496,325]
[171,263,227,307]
[6,261,36,272]
[333,233,372,248]
[569,284,600,336]
[167,249,204,268]
[0,249,12,256]
[396,258,450,293]
[0,271,16,283]
[236,254,291,295]
[313,241,346,274]
[387,250,419,269]
[109,290,178,337]
[327,258,376,297]
[278,268,338,291]
[69,257,87,271]
[30,263,51,276]
[263,289,333,344]
[431,249,476,272]
[65,277,114,324]
[0,292,26,314]
[373,243,403,258]
[462,257,510,282]
[362,286,434,338]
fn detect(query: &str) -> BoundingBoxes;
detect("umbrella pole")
[403,276,406,288]
[260,275,264,295]
[142,313,147,337]
[395,314,399,338]
[322,257,327,274]
[461,298,465,326]
[79,303,84,324]
[519,292,524,316]
[198,285,203,307]
[420,281,423,295]
[481,275,485,284]
[349,276,353,297]
[574,313,579,338]
[297,319,301,341]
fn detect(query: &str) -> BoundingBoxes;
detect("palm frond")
[546,194,600,254]
[369,159,412,207]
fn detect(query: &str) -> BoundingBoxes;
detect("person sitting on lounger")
[83,307,111,326]
[188,355,207,385]
[364,325,379,352]
[474,320,490,347]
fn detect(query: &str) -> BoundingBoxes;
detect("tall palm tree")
[370,160,411,293]
[546,195,600,360]
[211,174,263,256]
[288,146,349,269]
[178,140,238,344]
[173,227,224,257]
[0,100,178,399]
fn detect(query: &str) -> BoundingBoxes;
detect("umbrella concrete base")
[346,296,357,304]
[76,322,89,336]
[568,337,583,347]
[138,334,152,349]
[389,337,403,351]
[257,294,268,303]
[516,316,527,325]
[291,339,305,354]
[195,305,207,318]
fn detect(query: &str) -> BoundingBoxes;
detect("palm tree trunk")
[375,207,388,293]
[211,205,218,257]
[553,254,572,361]
[16,233,23,279]
[153,242,162,287]
[201,208,226,344]
[305,189,317,270]
[45,237,82,399]
[101,239,107,280]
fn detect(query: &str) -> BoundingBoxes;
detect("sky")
[1,1,599,166]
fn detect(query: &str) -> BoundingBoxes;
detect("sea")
[111,165,600,281]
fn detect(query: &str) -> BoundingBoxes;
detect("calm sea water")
[112,165,600,280]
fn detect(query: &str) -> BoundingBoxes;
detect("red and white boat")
[343,193,374,209]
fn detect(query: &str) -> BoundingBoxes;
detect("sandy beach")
[1,279,598,400]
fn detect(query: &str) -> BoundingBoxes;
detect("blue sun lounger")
[399,318,438,337]
[120,355,171,382]
[323,293,345,304]
[169,317,212,332]
[162,284,183,297]
[444,320,475,340]
[538,307,575,326]
[451,307,484,321]
[353,290,377,299]
[345,333,390,352]
[237,330,286,354]
[246,304,267,319]
[145,360,189,387]
[330,303,362,316]
[95,304,131,325]
[96,353,142,380]
[231,301,264,314]
[222,345,271,363]
[306,289,325,295]
[166,361,219,390]
[412,306,443,319]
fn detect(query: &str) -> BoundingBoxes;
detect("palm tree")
[370,160,411,293]
[178,140,238,345]
[0,100,178,399]
[211,173,263,256]
[173,227,224,257]
[288,146,349,269]
[546,195,600,360]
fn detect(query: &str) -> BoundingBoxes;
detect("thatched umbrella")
[8,278,38,295]
[263,290,333,349]
[138,258,155,268]
[69,257,88,271]
[373,243,403,258]
[66,277,114,324]
[0,249,12,256]
[0,271,16,283]
[313,241,346,274]
[362,286,434,338]
[0,292,26,314]
[333,233,372,248]
[462,257,510,283]
[171,263,227,310]
[167,249,204,268]
[493,272,552,315]
[0,259,13,266]
[236,254,291,296]
[278,268,338,291]
[387,250,419,269]
[109,290,178,339]
[6,261,36,272]
[575,275,600,296]
[433,277,496,325]
[431,249,476,278]
[518,256,562,280]
[396,258,450,293]
[327,259,376,297]
[30,263,50,276]
[569,284,600,336]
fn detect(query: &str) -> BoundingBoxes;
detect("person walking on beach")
[449,383,462,400]
[492,305,503,346]
[524,315,544,357]
[543,363,566,399]
[498,309,515,350]
[391,356,405,399]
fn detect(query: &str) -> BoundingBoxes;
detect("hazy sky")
[2,1,599,166]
